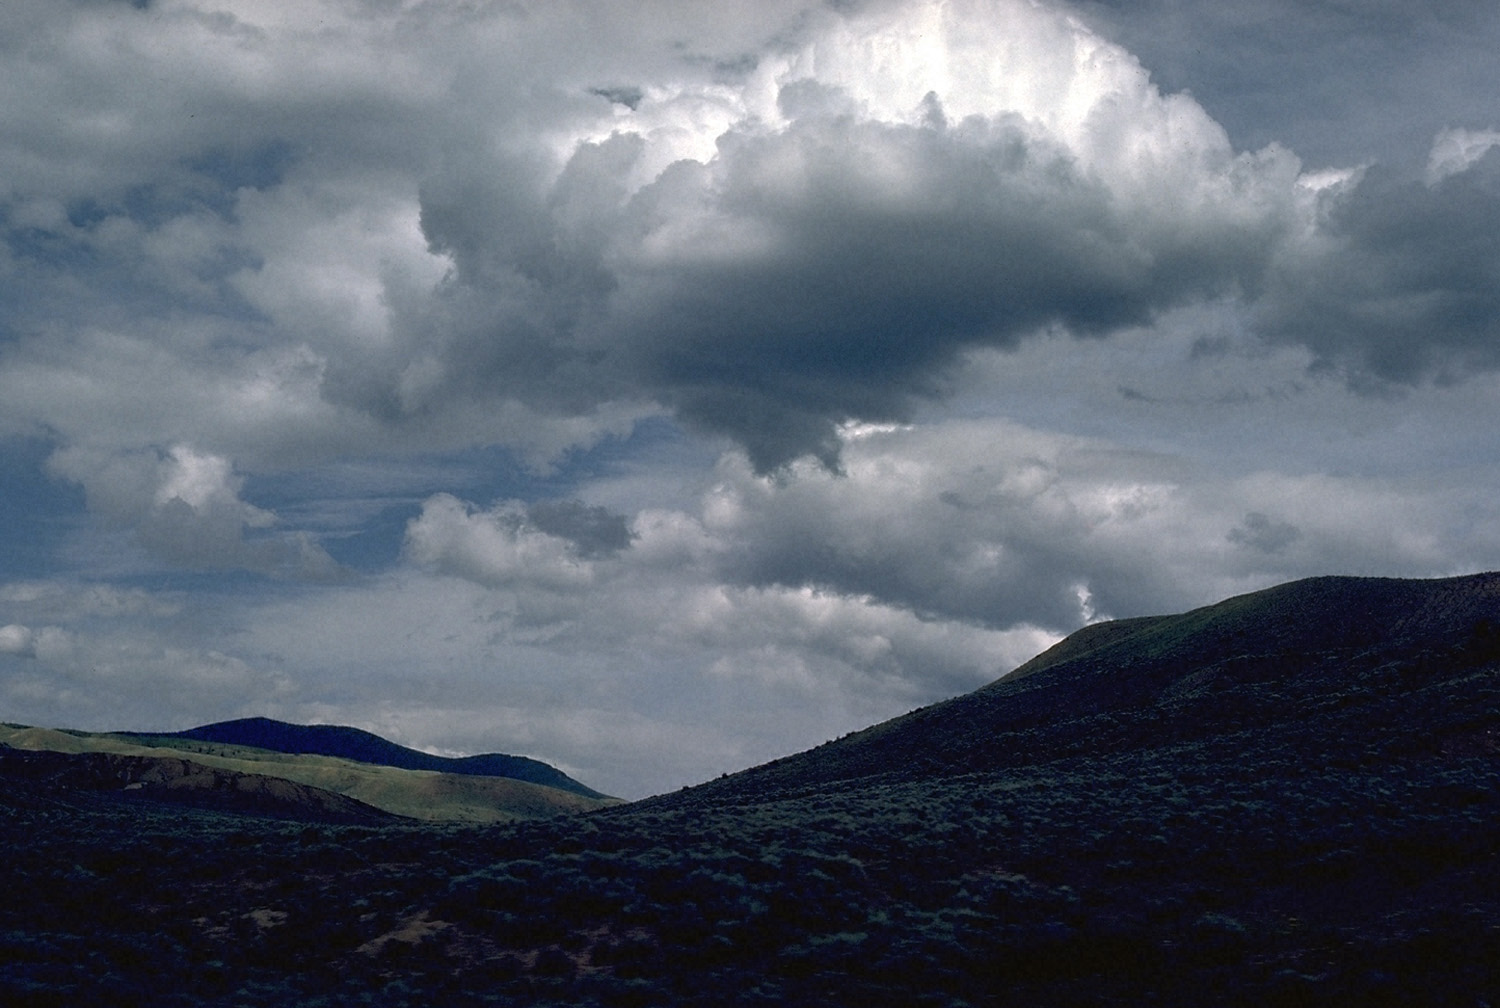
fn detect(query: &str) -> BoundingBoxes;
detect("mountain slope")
[662,571,1500,802]
[121,717,611,800]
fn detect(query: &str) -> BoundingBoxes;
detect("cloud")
[3,0,1490,493]
[0,623,34,657]
[1426,127,1500,185]
[1227,512,1302,555]
[405,494,598,592]
[46,444,341,578]
[0,578,295,734]
[686,416,1500,630]
[394,401,1500,693]
[526,499,635,559]
[1260,145,1500,383]
[399,483,1046,691]
[1070,0,1500,172]
[415,0,1305,470]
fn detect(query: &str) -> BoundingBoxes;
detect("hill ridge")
[120,716,612,800]
[655,570,1500,804]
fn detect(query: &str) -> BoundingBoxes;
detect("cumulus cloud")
[0,0,1317,478]
[46,444,341,578]
[414,0,1306,470]
[393,403,1500,696]
[3,0,1493,491]
[1427,127,1500,186]
[684,417,1500,629]
[0,623,34,657]
[405,494,599,592]
[399,484,1048,691]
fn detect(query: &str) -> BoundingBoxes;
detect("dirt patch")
[357,910,453,956]
[247,908,289,930]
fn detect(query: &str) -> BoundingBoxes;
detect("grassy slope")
[129,718,612,800]
[0,724,615,822]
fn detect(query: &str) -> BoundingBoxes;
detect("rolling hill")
[118,717,612,800]
[0,722,617,823]
[2,571,1497,1006]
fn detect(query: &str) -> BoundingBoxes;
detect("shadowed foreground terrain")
[2,573,1498,1006]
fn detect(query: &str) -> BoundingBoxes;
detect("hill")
[119,717,612,800]
[0,744,396,825]
[0,723,617,823]
[1,571,1497,1007]
[662,572,1500,801]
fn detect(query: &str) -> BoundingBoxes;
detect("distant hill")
[119,716,612,800]
[0,722,618,823]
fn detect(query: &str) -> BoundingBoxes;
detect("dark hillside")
[0,744,396,825]
[120,717,611,800]
[669,572,1500,799]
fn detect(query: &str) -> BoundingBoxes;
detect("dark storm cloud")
[590,85,645,110]
[413,0,1305,473]
[526,499,634,559]
[19,0,1484,486]
[1228,512,1301,555]
[1262,151,1500,382]
[614,115,1282,472]
[5,0,1498,490]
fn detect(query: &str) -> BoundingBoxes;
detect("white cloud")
[689,410,1500,629]
[45,443,340,578]
[1426,126,1500,185]
[0,623,34,657]
[405,494,597,591]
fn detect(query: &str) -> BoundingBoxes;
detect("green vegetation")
[2,572,1498,1005]
[124,717,613,800]
[0,725,614,823]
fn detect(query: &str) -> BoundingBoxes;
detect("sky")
[2,0,1499,799]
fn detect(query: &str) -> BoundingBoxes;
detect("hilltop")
[1,572,1497,1006]
[119,717,612,800]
